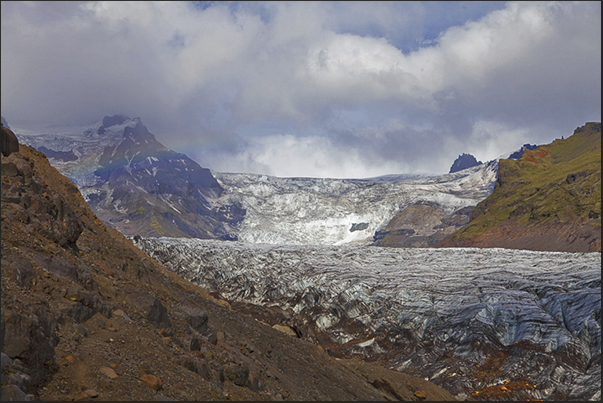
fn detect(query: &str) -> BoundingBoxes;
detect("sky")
[1,1,601,178]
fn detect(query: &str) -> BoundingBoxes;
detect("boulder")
[139,374,162,391]
[224,363,249,386]
[1,124,19,157]
[174,356,211,379]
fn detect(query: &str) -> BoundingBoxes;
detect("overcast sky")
[1,1,601,178]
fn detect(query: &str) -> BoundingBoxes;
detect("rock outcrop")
[508,143,537,160]
[1,123,19,157]
[449,153,482,173]
[372,201,474,247]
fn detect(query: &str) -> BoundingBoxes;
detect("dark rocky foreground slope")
[1,124,456,400]
[437,122,601,252]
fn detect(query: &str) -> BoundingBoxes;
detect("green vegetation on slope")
[451,122,601,241]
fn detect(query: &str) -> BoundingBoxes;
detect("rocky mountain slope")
[15,115,244,240]
[437,122,601,252]
[1,124,457,401]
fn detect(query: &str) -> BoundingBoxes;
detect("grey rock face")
[508,143,538,160]
[1,301,59,390]
[135,237,601,400]
[449,153,482,173]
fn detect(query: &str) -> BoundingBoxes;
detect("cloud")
[1,1,600,178]
[228,133,404,179]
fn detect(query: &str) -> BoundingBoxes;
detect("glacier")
[210,160,498,245]
[134,237,601,401]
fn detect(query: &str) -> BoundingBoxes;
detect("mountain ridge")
[15,115,500,246]
[449,153,482,173]
[437,122,601,252]
[12,115,601,252]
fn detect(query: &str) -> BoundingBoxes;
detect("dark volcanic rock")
[101,114,129,128]
[126,291,172,329]
[508,143,538,160]
[449,153,482,173]
[174,356,211,380]
[350,222,369,232]
[1,124,19,157]
[1,298,60,390]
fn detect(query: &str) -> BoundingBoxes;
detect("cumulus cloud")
[1,1,600,178]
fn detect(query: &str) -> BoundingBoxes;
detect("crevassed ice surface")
[211,160,498,245]
[135,237,601,400]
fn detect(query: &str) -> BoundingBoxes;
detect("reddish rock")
[140,374,162,391]
[99,367,118,379]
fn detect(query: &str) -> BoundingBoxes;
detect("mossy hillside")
[452,122,601,240]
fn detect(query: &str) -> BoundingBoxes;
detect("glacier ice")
[135,237,601,400]
[210,160,498,245]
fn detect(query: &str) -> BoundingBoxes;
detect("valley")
[5,117,601,401]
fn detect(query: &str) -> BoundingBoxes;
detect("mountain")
[437,122,601,252]
[1,125,456,400]
[15,115,244,240]
[449,153,482,173]
[17,115,599,253]
[1,115,10,129]
[16,117,499,246]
